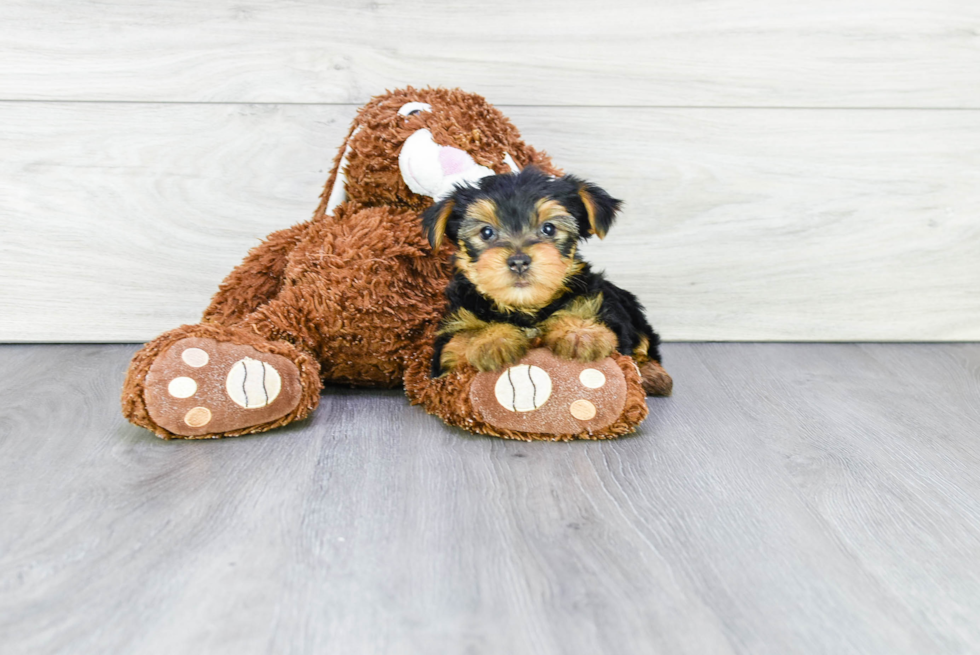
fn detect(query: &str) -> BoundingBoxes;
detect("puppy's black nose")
[507,252,531,274]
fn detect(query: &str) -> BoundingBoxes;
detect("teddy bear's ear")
[553,175,622,240]
[422,198,456,252]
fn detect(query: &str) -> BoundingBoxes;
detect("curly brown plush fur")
[121,87,665,440]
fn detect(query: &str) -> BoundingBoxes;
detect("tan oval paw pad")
[569,399,597,421]
[184,407,212,427]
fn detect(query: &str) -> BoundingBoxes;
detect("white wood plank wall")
[1,0,977,341]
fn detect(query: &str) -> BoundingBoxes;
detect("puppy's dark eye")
[480,226,496,241]
[541,222,556,237]
[407,109,422,116]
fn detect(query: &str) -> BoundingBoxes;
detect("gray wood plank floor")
[1,343,979,655]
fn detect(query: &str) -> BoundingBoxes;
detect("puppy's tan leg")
[438,333,469,373]
[542,315,617,362]
[540,310,616,364]
[443,323,530,373]
[540,295,616,363]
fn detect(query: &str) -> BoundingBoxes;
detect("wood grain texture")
[1,343,980,654]
[1,102,977,342]
[0,1,979,107]
[0,102,353,341]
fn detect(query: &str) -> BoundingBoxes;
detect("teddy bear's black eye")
[480,226,496,241]
[541,222,556,237]
[397,102,432,117]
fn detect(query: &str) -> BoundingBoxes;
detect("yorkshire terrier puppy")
[422,167,672,396]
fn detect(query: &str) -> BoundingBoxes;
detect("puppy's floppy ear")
[577,181,621,239]
[422,198,455,252]
[555,175,622,240]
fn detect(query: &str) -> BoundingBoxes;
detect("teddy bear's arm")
[202,223,308,325]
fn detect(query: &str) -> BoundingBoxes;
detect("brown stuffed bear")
[121,87,671,441]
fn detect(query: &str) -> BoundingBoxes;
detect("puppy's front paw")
[543,317,617,362]
[466,323,530,372]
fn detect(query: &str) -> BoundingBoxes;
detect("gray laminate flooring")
[1,343,979,655]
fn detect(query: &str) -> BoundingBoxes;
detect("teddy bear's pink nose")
[438,147,474,176]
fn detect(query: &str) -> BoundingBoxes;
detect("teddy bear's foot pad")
[143,337,303,437]
[469,348,626,436]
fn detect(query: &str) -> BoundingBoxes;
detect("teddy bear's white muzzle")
[399,128,520,200]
